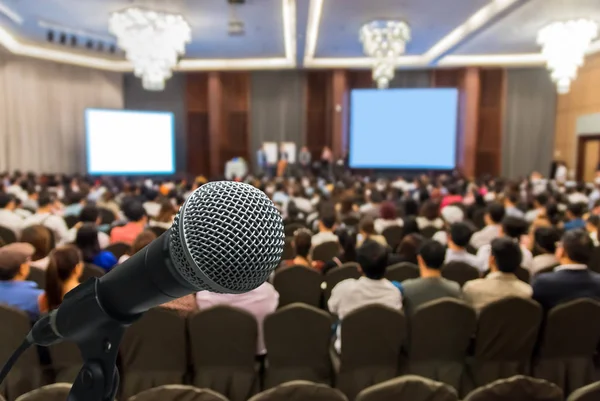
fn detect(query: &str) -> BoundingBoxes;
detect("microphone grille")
[169,181,284,293]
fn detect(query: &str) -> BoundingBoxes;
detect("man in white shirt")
[142,190,161,218]
[525,192,549,223]
[23,193,69,245]
[65,205,110,249]
[311,212,339,247]
[0,193,24,236]
[445,222,479,267]
[470,203,505,249]
[504,192,525,219]
[463,237,533,311]
[328,240,402,353]
[530,226,560,275]
[476,216,532,273]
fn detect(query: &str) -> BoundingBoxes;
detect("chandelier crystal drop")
[537,19,598,94]
[109,7,192,91]
[360,20,411,89]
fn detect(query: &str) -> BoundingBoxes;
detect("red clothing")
[110,223,144,245]
[441,194,463,209]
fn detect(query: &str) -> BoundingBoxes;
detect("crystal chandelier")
[360,20,411,89]
[537,19,598,94]
[109,7,192,91]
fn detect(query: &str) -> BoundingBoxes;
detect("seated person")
[291,228,312,268]
[76,224,118,271]
[476,216,532,273]
[463,238,533,311]
[110,202,148,245]
[328,239,402,353]
[196,282,279,355]
[401,240,461,315]
[323,229,357,274]
[530,227,560,275]
[374,201,403,234]
[445,222,478,267]
[564,202,586,231]
[470,202,505,249]
[66,205,110,248]
[311,212,339,247]
[586,214,600,246]
[39,245,83,313]
[357,216,388,247]
[0,243,43,320]
[533,229,600,310]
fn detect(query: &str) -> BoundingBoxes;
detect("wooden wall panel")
[554,53,600,170]
[221,72,250,164]
[186,73,210,176]
[305,71,332,160]
[331,70,349,157]
[475,69,505,177]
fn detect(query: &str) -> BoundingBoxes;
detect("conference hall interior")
[2,0,600,400]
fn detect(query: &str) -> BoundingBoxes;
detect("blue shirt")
[564,218,586,231]
[92,251,118,272]
[63,203,83,217]
[0,280,43,320]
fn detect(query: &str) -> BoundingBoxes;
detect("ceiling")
[0,0,598,71]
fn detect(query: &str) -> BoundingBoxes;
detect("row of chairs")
[3,296,600,401]
[10,375,600,401]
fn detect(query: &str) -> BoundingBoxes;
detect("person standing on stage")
[256,145,267,176]
[321,146,333,178]
[299,146,312,172]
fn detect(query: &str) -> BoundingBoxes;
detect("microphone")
[29,181,285,346]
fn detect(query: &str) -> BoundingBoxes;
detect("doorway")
[577,135,600,182]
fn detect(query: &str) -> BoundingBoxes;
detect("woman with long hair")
[119,230,157,264]
[20,225,53,270]
[39,245,83,312]
[150,200,176,230]
[75,224,117,271]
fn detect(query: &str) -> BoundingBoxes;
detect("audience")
[63,192,85,217]
[20,225,53,270]
[76,224,117,271]
[463,238,532,311]
[440,185,463,209]
[110,201,148,245]
[291,228,312,267]
[0,243,43,320]
[564,203,586,231]
[323,229,357,274]
[119,230,156,264]
[586,214,600,246]
[416,200,444,230]
[531,227,561,275]
[196,282,279,355]
[533,229,600,310]
[39,245,83,313]
[311,211,338,246]
[475,216,532,272]
[401,240,461,315]
[525,192,549,223]
[470,202,505,249]
[445,222,478,267]
[374,201,403,234]
[0,192,24,236]
[142,189,161,218]
[150,199,177,230]
[23,193,69,245]
[359,190,383,219]
[328,239,402,352]
[432,205,465,245]
[97,191,121,220]
[66,205,110,248]
[357,216,387,247]
[390,233,424,265]
[504,191,525,219]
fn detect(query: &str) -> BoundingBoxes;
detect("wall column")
[207,72,223,178]
[331,70,349,158]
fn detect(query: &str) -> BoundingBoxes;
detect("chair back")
[514,266,530,283]
[337,305,406,400]
[588,246,600,273]
[26,267,45,290]
[567,381,600,401]
[343,216,359,228]
[120,308,187,401]
[80,264,104,282]
[282,237,295,261]
[13,384,71,401]
[48,340,82,383]
[128,385,229,401]
[0,226,16,244]
[264,304,333,388]
[149,226,167,237]
[356,375,458,401]
[534,299,600,395]
[442,262,480,287]
[382,226,403,250]
[284,223,306,237]
[471,297,542,389]
[63,215,79,229]
[0,306,42,401]
[188,306,258,401]
[249,381,347,401]
[421,226,439,239]
[273,265,322,308]
[324,263,361,304]
[463,375,563,401]
[98,208,116,225]
[312,241,340,262]
[385,262,419,282]
[105,242,130,259]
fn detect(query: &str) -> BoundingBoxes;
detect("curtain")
[389,70,432,88]
[502,69,557,178]
[0,53,123,173]
[249,71,305,169]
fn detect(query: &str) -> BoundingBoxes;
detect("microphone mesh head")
[169,181,284,293]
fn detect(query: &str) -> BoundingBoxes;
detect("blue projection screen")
[349,88,458,169]
[85,109,175,175]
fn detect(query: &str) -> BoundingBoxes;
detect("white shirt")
[30,256,50,270]
[568,192,589,205]
[374,218,404,234]
[470,225,501,250]
[555,165,568,182]
[555,264,588,271]
[525,208,543,223]
[143,201,161,218]
[0,209,24,236]
[416,217,444,230]
[23,212,69,245]
[445,248,479,267]
[328,277,402,353]
[475,242,533,273]
[530,253,559,275]
[432,230,448,245]
[311,231,339,247]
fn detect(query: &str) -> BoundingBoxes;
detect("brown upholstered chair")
[441,261,480,287]
[312,241,340,263]
[567,381,600,401]
[249,380,347,401]
[385,262,419,282]
[127,385,229,401]
[463,375,563,401]
[188,306,258,401]
[264,304,333,388]
[355,375,458,401]
[119,308,188,401]
[13,384,71,401]
[273,265,322,308]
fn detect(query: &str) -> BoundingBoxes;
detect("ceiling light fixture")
[537,19,598,94]
[109,7,191,91]
[359,20,411,89]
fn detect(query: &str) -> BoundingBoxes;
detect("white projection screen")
[85,109,175,175]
